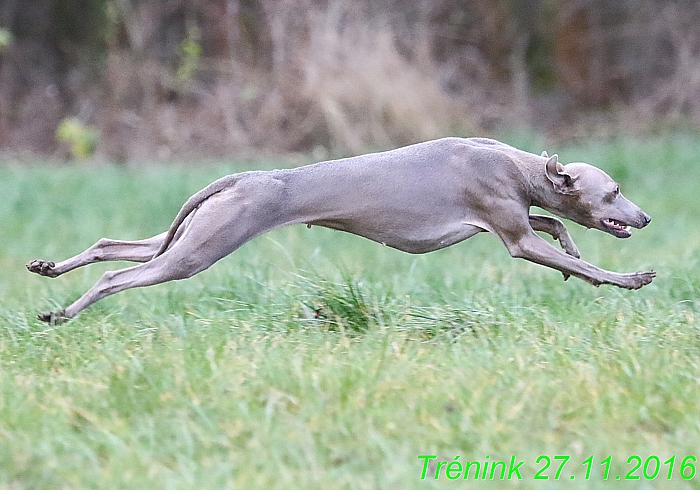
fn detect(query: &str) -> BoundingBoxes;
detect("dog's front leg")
[528,214,580,281]
[504,231,655,290]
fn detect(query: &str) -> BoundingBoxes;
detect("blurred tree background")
[0,0,699,161]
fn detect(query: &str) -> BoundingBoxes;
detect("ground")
[0,134,698,489]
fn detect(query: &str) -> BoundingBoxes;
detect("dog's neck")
[516,155,565,212]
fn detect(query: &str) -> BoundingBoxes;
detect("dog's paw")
[26,260,59,277]
[565,244,581,259]
[619,270,656,290]
[557,237,581,259]
[37,309,68,325]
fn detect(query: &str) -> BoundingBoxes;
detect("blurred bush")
[0,28,11,51]
[0,0,699,160]
[56,117,99,159]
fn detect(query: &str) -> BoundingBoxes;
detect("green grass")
[1,134,699,489]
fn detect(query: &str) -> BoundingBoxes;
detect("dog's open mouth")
[602,218,632,238]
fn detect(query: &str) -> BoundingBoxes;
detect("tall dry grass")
[251,3,470,154]
[98,1,503,160]
[5,0,700,160]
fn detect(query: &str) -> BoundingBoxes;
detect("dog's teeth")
[607,219,628,230]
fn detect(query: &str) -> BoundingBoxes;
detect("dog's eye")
[605,185,620,202]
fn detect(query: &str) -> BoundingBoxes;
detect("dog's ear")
[545,155,578,194]
[541,150,549,158]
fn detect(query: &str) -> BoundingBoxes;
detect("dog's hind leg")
[27,213,199,278]
[38,247,206,324]
[27,233,167,278]
[37,180,291,323]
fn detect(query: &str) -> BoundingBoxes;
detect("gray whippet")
[27,137,655,323]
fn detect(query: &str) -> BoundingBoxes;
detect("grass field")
[1,135,699,489]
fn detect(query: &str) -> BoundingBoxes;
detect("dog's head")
[543,154,651,238]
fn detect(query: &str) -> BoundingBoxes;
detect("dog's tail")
[152,174,240,259]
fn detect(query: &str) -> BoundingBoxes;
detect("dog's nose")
[643,213,651,226]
